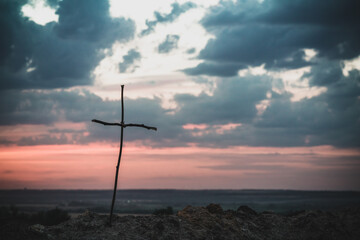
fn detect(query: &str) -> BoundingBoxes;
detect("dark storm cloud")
[177,0,360,149]
[248,70,359,148]
[1,64,359,149]
[183,62,246,77]
[1,0,359,150]
[0,75,268,147]
[258,0,360,29]
[119,49,141,73]
[55,0,134,47]
[174,75,271,124]
[0,88,182,146]
[180,60,360,149]
[178,0,360,148]
[158,35,180,54]
[201,0,360,28]
[198,24,328,70]
[186,0,360,77]
[305,61,344,86]
[140,2,196,36]
[0,90,57,125]
[0,0,135,90]
[0,89,118,126]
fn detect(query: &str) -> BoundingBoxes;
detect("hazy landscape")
[1,189,360,215]
[2,189,360,239]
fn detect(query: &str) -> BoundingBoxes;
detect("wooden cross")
[92,85,157,225]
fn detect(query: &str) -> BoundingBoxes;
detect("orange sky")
[1,143,359,190]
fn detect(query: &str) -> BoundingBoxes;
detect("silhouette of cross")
[92,85,156,225]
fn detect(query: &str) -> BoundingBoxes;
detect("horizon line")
[1,188,359,192]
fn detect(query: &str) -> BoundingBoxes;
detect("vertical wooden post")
[109,85,125,225]
[92,84,156,226]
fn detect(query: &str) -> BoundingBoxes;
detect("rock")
[237,205,257,216]
[177,205,214,227]
[29,224,45,235]
[206,203,223,214]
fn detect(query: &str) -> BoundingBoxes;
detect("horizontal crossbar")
[92,119,157,131]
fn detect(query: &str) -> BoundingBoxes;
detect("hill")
[2,204,360,240]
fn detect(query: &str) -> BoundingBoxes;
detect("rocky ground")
[2,204,360,240]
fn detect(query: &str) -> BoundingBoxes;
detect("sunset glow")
[1,0,359,190]
[1,144,359,190]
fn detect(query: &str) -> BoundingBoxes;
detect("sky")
[0,0,359,190]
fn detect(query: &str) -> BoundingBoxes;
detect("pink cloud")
[182,123,242,136]
[182,124,209,130]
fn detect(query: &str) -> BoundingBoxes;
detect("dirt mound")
[3,205,360,240]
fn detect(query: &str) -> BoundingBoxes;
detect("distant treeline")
[0,205,70,226]
[1,189,360,215]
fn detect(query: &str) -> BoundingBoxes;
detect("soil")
[2,204,360,240]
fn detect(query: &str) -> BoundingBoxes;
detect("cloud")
[118,49,141,73]
[257,0,360,30]
[0,77,264,147]
[179,0,359,149]
[187,0,360,76]
[0,88,181,146]
[0,138,13,145]
[186,48,196,54]
[174,75,271,124]
[55,0,133,47]
[198,25,313,70]
[1,63,359,149]
[158,34,180,54]
[45,0,60,8]
[0,89,115,126]
[18,134,69,146]
[183,62,246,77]
[0,0,135,90]
[191,76,358,148]
[140,2,196,36]
[0,0,359,150]
[254,70,360,148]
[305,61,344,86]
